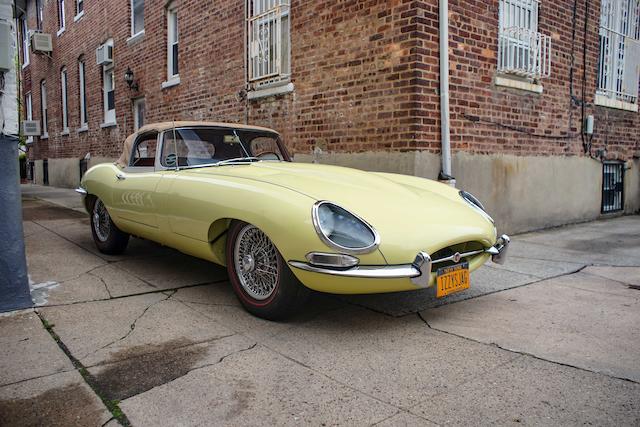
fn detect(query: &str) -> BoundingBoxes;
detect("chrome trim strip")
[289,260,420,279]
[311,201,380,255]
[431,249,485,264]
[491,234,510,265]
[75,187,87,195]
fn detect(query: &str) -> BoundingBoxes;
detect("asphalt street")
[1,184,639,426]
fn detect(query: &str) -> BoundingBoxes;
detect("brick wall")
[21,0,639,165]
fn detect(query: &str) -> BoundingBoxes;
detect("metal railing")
[498,27,551,78]
[597,0,640,104]
[602,162,624,213]
[247,0,289,82]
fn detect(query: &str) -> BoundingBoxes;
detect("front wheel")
[90,198,130,255]
[226,221,309,320]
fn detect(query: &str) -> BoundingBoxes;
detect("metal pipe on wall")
[439,0,453,182]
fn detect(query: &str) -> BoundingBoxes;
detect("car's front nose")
[288,234,510,294]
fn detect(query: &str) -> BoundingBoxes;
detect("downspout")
[438,0,454,185]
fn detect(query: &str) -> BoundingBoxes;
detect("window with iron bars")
[247,0,290,88]
[597,0,640,105]
[497,0,551,79]
[602,162,625,213]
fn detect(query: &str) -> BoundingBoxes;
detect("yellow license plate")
[436,262,470,298]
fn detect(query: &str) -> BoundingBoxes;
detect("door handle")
[116,173,126,181]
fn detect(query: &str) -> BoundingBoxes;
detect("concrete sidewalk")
[1,184,639,426]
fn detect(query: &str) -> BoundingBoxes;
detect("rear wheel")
[226,221,309,320]
[90,198,130,254]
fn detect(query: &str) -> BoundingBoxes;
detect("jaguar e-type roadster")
[77,122,509,319]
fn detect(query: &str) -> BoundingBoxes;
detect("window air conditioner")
[96,44,113,66]
[31,32,53,53]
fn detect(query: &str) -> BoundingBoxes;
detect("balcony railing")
[498,27,551,79]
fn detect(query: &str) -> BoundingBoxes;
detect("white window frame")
[102,65,116,125]
[166,5,179,84]
[131,0,144,37]
[25,93,33,143]
[36,0,44,30]
[246,0,291,86]
[75,0,84,21]
[20,15,29,68]
[41,80,48,137]
[497,0,551,79]
[61,67,69,134]
[57,0,66,34]
[133,98,145,131]
[596,0,640,108]
[78,59,88,129]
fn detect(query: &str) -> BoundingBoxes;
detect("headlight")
[312,201,379,254]
[459,191,494,224]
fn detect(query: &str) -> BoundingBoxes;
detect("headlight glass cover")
[459,191,494,224]
[312,202,379,253]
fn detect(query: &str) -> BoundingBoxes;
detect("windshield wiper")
[214,157,261,166]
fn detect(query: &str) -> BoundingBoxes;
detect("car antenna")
[172,120,179,171]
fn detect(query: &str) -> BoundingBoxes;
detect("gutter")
[438,0,454,186]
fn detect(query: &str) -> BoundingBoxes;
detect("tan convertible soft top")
[115,121,279,168]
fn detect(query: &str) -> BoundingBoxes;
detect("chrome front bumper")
[288,234,510,288]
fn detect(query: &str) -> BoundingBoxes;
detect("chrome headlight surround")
[311,201,380,255]
[459,191,494,224]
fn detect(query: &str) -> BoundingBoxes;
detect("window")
[76,0,84,16]
[497,0,550,79]
[25,93,33,144]
[58,0,66,32]
[78,59,88,128]
[133,98,145,131]
[61,67,69,133]
[40,80,48,137]
[103,65,116,124]
[36,0,44,30]
[247,0,291,85]
[597,0,640,106]
[20,15,29,67]
[131,0,144,36]
[602,162,624,213]
[130,133,158,167]
[167,5,179,81]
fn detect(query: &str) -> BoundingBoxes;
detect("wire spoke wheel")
[233,224,280,300]
[93,199,111,242]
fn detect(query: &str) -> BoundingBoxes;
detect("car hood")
[186,162,496,263]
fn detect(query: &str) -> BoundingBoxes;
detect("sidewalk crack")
[416,312,639,385]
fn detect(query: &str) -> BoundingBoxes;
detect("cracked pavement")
[0,185,639,426]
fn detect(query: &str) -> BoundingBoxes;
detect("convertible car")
[78,122,509,319]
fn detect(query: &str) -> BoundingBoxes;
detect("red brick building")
[17,0,640,233]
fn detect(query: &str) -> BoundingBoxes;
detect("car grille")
[430,241,485,272]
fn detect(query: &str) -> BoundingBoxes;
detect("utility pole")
[0,0,32,312]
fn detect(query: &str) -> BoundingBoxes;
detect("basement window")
[602,162,624,213]
[247,0,291,89]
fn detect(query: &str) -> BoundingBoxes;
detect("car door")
[111,132,164,239]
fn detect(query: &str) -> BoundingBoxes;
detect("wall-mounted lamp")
[124,67,139,91]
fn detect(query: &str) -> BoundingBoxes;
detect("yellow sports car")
[78,122,509,319]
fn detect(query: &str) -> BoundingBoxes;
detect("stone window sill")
[57,27,65,37]
[248,82,294,100]
[100,121,117,128]
[77,125,89,133]
[162,76,181,89]
[41,133,48,140]
[594,94,638,112]
[74,11,84,22]
[127,30,145,46]
[61,128,70,136]
[495,75,543,94]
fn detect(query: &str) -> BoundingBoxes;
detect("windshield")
[160,127,289,168]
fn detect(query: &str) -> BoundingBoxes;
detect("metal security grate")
[602,162,624,213]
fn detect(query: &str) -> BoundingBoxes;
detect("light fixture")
[124,67,139,91]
